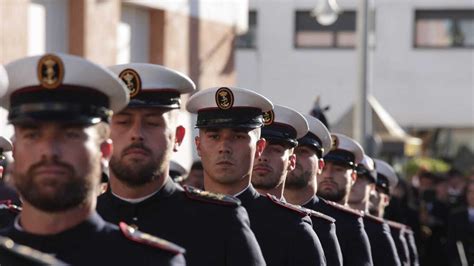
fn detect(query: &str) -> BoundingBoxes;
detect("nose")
[218,138,232,155]
[130,120,145,142]
[40,136,61,160]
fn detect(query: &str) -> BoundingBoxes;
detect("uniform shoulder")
[386,220,407,230]
[302,207,336,223]
[119,222,185,255]
[183,185,241,207]
[322,199,363,217]
[364,213,385,224]
[265,194,308,217]
[0,235,66,265]
[0,200,22,214]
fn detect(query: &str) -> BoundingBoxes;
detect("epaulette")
[119,222,185,255]
[0,200,22,214]
[364,213,385,224]
[0,235,66,265]
[266,194,307,217]
[323,199,363,217]
[183,185,241,207]
[386,220,407,230]
[301,207,336,223]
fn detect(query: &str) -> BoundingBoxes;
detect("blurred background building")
[0,0,473,173]
[235,0,473,173]
[0,0,248,169]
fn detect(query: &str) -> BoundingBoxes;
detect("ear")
[287,152,296,171]
[382,194,391,207]
[0,166,3,180]
[317,159,325,175]
[100,138,113,161]
[173,126,186,152]
[195,135,202,157]
[350,169,357,185]
[255,138,266,159]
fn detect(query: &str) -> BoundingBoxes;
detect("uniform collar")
[106,177,177,206]
[235,185,260,206]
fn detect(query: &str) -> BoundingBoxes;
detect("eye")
[65,129,81,139]
[206,133,219,140]
[23,130,39,140]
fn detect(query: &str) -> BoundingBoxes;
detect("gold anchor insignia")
[331,135,339,151]
[119,68,141,98]
[263,110,274,126]
[37,54,64,89]
[215,87,234,110]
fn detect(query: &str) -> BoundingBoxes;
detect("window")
[295,10,356,48]
[415,10,474,48]
[236,10,257,49]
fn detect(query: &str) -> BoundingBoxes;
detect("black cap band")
[356,165,376,183]
[324,150,356,168]
[262,123,298,148]
[129,91,181,109]
[298,132,323,157]
[9,86,111,124]
[376,174,390,194]
[196,107,263,129]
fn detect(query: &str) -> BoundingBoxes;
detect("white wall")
[117,5,150,64]
[236,0,474,128]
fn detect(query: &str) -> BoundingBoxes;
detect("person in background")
[285,114,343,266]
[97,64,265,266]
[349,155,401,266]
[316,133,373,266]
[181,161,204,190]
[188,87,326,266]
[447,180,474,266]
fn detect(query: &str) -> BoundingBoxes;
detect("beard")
[252,169,283,190]
[109,142,164,187]
[15,159,95,212]
[286,165,312,189]
[317,185,347,203]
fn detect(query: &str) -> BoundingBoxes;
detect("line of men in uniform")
[0,53,419,265]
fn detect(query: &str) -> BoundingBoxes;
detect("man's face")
[285,145,319,189]
[349,174,373,205]
[13,122,104,212]
[317,161,355,203]
[195,128,261,186]
[109,108,181,187]
[252,142,295,190]
[369,188,390,215]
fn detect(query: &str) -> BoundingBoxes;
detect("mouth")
[253,165,272,174]
[216,160,234,166]
[124,148,149,157]
[319,181,337,190]
[33,166,70,177]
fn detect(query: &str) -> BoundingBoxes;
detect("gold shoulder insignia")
[0,236,66,265]
[183,185,240,206]
[0,200,22,214]
[266,194,307,217]
[323,199,363,217]
[119,222,185,254]
[300,207,336,223]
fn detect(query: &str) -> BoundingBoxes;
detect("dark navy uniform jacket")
[447,208,474,266]
[97,178,265,266]
[363,214,401,266]
[404,228,419,266]
[303,196,343,266]
[304,196,373,266]
[0,212,185,266]
[0,202,20,230]
[237,186,326,266]
[387,220,410,266]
